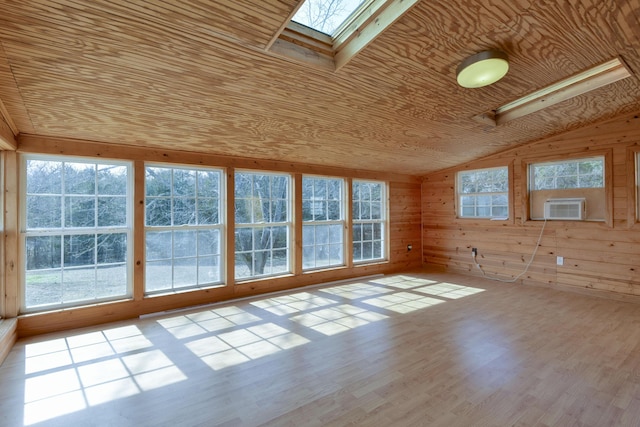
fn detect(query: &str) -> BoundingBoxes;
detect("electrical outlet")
[407,244,412,252]
[557,256,564,266]
[471,248,477,256]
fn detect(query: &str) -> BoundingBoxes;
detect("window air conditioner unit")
[543,198,586,220]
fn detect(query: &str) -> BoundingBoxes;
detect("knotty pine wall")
[7,135,422,336]
[422,112,640,300]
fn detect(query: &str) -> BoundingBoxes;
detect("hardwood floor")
[2,269,640,426]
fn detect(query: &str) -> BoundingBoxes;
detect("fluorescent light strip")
[478,57,632,126]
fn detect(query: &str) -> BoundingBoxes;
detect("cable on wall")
[472,219,548,283]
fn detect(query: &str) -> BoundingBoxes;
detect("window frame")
[301,175,346,271]
[0,152,3,320]
[234,170,293,281]
[456,166,510,220]
[291,0,374,37]
[522,150,613,226]
[20,154,134,313]
[352,179,387,264]
[630,147,640,228]
[144,163,225,294]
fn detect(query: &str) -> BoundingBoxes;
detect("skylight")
[269,0,420,71]
[292,0,370,36]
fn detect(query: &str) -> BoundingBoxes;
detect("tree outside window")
[302,176,345,270]
[352,180,386,263]
[145,166,223,293]
[235,172,291,279]
[24,157,131,310]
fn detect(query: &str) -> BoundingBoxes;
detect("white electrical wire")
[472,218,548,283]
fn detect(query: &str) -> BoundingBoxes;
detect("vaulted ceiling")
[0,0,638,175]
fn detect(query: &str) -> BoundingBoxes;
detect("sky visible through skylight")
[292,0,369,36]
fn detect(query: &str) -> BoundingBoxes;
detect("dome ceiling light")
[456,50,509,88]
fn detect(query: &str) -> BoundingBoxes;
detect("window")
[529,156,605,220]
[302,176,345,270]
[235,172,291,280]
[0,153,3,320]
[145,166,224,293]
[352,180,386,263]
[23,157,131,311]
[271,0,418,71]
[458,167,509,218]
[292,0,370,36]
[531,158,604,190]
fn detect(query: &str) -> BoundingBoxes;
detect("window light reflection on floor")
[414,282,486,299]
[17,274,486,425]
[22,326,186,425]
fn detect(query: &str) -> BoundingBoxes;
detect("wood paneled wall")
[422,111,640,300]
[9,135,422,336]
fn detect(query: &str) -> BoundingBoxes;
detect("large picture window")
[23,156,131,311]
[235,171,291,280]
[457,167,509,218]
[145,166,224,293]
[529,156,605,220]
[352,180,386,263]
[302,176,345,270]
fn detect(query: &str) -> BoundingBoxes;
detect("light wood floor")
[2,269,640,427]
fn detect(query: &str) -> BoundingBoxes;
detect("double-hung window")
[457,167,509,218]
[302,176,345,270]
[23,156,132,311]
[352,180,386,263]
[235,171,291,280]
[145,166,224,293]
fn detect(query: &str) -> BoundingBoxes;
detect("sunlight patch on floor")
[319,282,393,299]
[414,283,485,299]
[290,304,388,336]
[18,274,488,425]
[250,292,337,316]
[22,326,185,425]
[363,292,445,313]
[185,322,310,370]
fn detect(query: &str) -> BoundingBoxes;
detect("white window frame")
[352,179,386,264]
[144,164,225,294]
[302,175,346,271]
[234,171,292,281]
[21,154,133,312]
[457,166,509,219]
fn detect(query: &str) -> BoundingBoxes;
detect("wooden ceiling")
[0,0,639,175]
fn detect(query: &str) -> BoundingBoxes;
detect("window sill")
[353,259,389,267]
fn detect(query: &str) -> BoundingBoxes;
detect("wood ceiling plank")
[0,0,638,174]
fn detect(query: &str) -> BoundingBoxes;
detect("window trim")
[144,163,226,294]
[0,152,3,319]
[20,154,134,313]
[521,150,613,227]
[301,174,347,272]
[629,146,640,229]
[352,179,388,265]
